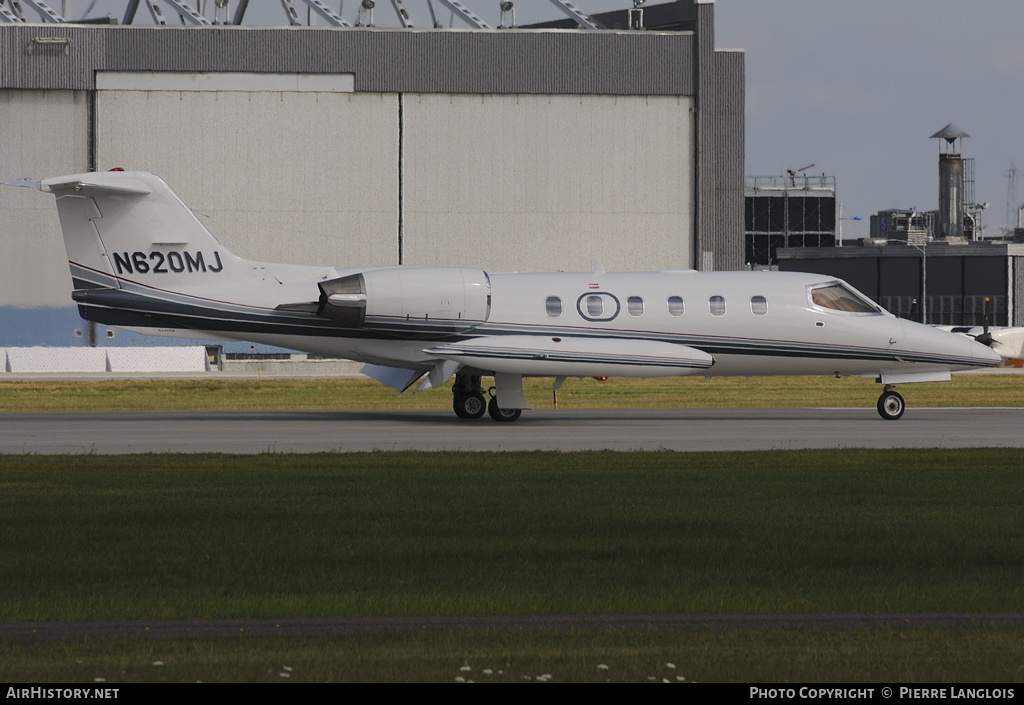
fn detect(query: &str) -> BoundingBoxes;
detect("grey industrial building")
[778,124,1024,327]
[0,0,745,347]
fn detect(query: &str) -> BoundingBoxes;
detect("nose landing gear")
[877,387,905,421]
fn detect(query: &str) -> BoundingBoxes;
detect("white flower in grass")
[596,664,609,671]
[482,669,493,675]
[460,665,471,672]
[279,673,290,679]
[665,662,676,669]
[93,678,105,683]
[152,661,164,667]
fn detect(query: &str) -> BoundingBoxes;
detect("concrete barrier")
[3,347,209,374]
[5,346,108,373]
[105,347,209,373]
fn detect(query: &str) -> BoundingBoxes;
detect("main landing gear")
[452,374,522,422]
[876,386,905,421]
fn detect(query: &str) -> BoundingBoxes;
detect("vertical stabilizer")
[39,171,244,291]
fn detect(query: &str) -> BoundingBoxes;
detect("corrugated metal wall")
[0,89,89,307]
[402,93,694,272]
[97,90,400,267]
[0,25,696,95]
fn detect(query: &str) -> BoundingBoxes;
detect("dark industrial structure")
[745,172,836,267]
[779,124,1024,327]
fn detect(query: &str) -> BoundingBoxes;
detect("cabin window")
[667,296,685,317]
[545,296,562,317]
[709,295,726,317]
[586,295,604,318]
[751,295,768,316]
[627,296,645,317]
[810,282,879,313]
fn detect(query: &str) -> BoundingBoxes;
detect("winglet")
[593,258,606,276]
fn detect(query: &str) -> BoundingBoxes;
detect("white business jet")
[5,170,1002,421]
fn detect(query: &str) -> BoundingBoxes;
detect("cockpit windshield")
[809,282,880,314]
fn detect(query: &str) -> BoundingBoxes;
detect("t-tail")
[34,170,245,292]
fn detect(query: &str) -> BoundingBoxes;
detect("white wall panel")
[402,94,694,272]
[0,90,89,306]
[5,346,107,373]
[96,90,399,268]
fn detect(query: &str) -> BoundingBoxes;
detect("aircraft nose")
[972,336,1004,367]
[946,327,1002,368]
[902,320,1003,369]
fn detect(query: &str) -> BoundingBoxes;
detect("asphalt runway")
[3,407,1024,453]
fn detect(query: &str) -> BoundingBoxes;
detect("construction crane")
[787,163,815,187]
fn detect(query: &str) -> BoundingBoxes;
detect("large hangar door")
[402,94,695,272]
[0,90,89,307]
[95,73,400,267]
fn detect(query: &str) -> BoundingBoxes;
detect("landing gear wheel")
[877,390,905,421]
[488,395,522,423]
[453,392,486,419]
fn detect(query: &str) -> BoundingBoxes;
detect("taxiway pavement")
[3,407,1023,454]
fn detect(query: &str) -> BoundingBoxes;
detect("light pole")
[887,229,927,324]
[837,202,862,246]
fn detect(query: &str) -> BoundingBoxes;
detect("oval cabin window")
[576,292,620,321]
[667,296,684,317]
[751,295,768,316]
[545,296,562,317]
[709,295,726,317]
[627,296,645,317]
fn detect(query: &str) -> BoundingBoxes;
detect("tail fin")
[39,171,244,291]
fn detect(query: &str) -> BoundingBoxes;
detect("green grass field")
[0,373,1021,412]
[5,627,1024,683]
[2,450,1023,620]
[2,449,1024,682]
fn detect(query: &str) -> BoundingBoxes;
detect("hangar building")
[0,0,744,347]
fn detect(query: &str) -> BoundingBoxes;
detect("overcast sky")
[56,0,1024,238]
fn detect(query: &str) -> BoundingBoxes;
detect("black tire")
[877,390,905,421]
[487,395,522,423]
[453,392,487,419]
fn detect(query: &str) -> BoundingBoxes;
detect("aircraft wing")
[425,335,714,378]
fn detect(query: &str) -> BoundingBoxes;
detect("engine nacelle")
[318,267,491,335]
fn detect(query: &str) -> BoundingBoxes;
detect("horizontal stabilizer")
[40,173,153,197]
[425,335,714,378]
[1,178,42,190]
